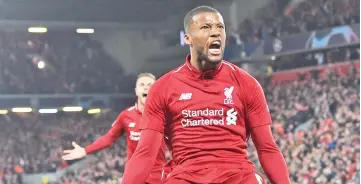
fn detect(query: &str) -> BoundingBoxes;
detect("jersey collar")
[184,54,223,79]
[134,103,142,114]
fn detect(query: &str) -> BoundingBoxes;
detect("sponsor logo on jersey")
[129,131,141,141]
[180,108,238,127]
[226,108,237,125]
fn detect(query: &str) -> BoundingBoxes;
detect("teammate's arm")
[246,79,290,184]
[122,80,167,184]
[62,114,124,160]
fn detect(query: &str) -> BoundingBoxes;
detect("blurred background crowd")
[0,32,134,94]
[0,0,359,183]
[233,0,360,42]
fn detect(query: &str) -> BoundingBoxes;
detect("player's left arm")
[245,78,290,184]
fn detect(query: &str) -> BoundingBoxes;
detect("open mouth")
[208,41,221,55]
[142,93,148,98]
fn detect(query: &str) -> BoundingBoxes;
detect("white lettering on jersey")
[129,131,141,141]
[180,108,238,127]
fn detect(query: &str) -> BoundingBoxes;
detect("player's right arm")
[62,113,125,160]
[122,78,167,184]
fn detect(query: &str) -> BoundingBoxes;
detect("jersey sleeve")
[139,79,167,133]
[122,129,164,184]
[245,77,272,128]
[251,125,290,183]
[85,113,125,154]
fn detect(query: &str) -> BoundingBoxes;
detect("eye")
[201,26,209,29]
[218,25,224,29]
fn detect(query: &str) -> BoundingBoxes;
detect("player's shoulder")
[112,106,132,125]
[125,105,137,112]
[119,105,138,116]
[221,60,260,87]
[148,64,183,92]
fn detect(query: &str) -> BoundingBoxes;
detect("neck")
[190,51,218,72]
[137,99,145,113]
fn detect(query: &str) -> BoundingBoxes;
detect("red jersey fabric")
[123,55,289,184]
[84,105,167,183]
[164,170,267,184]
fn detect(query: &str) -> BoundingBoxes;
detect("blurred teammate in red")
[61,73,167,184]
[123,6,290,184]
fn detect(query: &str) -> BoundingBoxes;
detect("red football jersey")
[85,105,167,183]
[140,56,272,180]
[114,105,144,161]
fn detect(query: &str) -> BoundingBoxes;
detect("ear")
[184,33,192,46]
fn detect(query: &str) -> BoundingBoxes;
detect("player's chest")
[168,80,244,118]
[123,115,141,141]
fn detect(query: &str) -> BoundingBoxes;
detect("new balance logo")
[179,93,192,100]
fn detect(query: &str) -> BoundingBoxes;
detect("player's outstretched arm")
[122,129,163,184]
[250,125,290,184]
[62,114,124,160]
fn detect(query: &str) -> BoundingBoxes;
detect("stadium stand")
[235,0,360,42]
[252,61,360,184]
[0,32,129,94]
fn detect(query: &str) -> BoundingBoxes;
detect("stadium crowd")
[0,111,121,184]
[252,62,359,183]
[235,0,360,42]
[0,32,129,94]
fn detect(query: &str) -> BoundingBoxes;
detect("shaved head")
[183,6,220,33]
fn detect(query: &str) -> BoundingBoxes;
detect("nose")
[210,28,221,38]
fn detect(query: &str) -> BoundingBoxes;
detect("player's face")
[185,12,226,64]
[135,76,155,105]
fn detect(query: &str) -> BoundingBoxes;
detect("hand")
[62,142,87,160]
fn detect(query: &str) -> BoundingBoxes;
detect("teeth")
[212,41,220,45]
